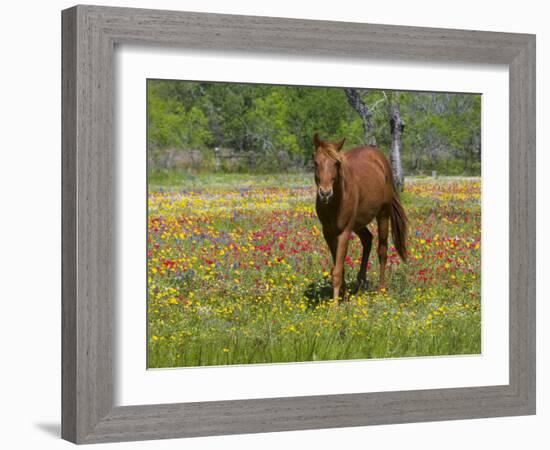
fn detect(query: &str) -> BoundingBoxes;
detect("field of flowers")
[147,173,481,368]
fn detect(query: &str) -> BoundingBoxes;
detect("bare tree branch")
[388,93,405,191]
[344,88,377,145]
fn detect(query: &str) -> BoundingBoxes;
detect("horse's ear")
[313,132,321,148]
[336,137,346,151]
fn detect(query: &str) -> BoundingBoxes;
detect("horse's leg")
[354,227,373,293]
[376,216,390,290]
[322,228,337,265]
[332,230,351,302]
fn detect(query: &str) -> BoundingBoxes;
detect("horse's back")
[345,146,392,185]
[344,146,394,224]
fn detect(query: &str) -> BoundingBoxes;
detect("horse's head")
[313,133,346,204]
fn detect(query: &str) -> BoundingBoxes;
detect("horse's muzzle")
[318,188,333,204]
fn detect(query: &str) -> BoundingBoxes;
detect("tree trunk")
[214,146,221,172]
[344,88,377,146]
[389,101,405,191]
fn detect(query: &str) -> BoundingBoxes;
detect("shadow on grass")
[304,277,371,308]
[304,278,333,308]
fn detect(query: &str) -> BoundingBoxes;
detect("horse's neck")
[335,163,350,200]
[329,164,354,231]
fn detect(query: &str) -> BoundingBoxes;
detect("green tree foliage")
[147,80,481,175]
[400,93,481,175]
[147,82,213,166]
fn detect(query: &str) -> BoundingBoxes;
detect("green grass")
[147,173,481,367]
[149,170,313,191]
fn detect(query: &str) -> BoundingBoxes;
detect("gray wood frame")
[62,4,536,444]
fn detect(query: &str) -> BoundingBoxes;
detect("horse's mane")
[318,144,344,163]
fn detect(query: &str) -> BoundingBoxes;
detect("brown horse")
[313,133,408,301]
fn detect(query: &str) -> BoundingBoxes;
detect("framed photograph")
[62,5,535,444]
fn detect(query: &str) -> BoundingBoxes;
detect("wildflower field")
[147,173,481,368]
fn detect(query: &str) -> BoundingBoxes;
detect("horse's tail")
[390,190,408,262]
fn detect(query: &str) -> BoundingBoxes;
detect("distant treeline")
[147,80,481,176]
